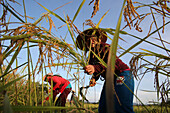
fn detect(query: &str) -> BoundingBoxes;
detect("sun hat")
[76,28,107,51]
[43,73,62,81]
[43,73,53,81]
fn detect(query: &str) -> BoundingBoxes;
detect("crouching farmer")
[43,73,72,112]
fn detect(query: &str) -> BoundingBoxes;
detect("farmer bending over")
[43,73,72,111]
[76,28,135,113]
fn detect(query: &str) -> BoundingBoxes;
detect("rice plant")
[0,0,169,113]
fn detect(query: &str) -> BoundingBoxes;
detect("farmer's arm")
[84,64,105,86]
[85,44,108,75]
[84,63,106,77]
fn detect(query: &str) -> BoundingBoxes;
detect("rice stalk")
[0,0,169,112]
[140,49,170,61]
[150,7,170,56]
[72,0,86,22]
[0,41,25,79]
[89,0,100,18]
[105,0,126,112]
[36,1,66,23]
[104,28,170,53]
[119,21,170,57]
[1,3,25,23]
[0,74,28,92]
[96,9,110,28]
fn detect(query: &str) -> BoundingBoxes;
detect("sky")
[2,0,170,104]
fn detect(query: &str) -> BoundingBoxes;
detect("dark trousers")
[53,88,72,113]
[54,88,72,106]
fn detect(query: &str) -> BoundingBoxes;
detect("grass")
[66,102,170,113]
[133,105,170,113]
[67,102,170,113]
[66,102,98,113]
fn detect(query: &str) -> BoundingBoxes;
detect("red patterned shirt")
[47,76,70,93]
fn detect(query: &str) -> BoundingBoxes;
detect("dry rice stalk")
[154,0,170,13]
[129,55,141,80]
[159,79,169,106]
[123,0,142,32]
[1,22,69,75]
[123,0,170,33]
[129,54,152,80]
[6,1,23,17]
[66,15,81,34]
[84,19,96,28]
[8,0,20,5]
[147,21,154,37]
[89,0,100,18]
[153,0,169,33]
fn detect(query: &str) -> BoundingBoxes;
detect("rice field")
[0,0,169,113]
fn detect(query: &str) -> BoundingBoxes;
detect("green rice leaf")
[1,4,25,23]
[90,51,107,68]
[119,21,170,57]
[1,34,32,41]
[141,49,170,60]
[125,33,170,53]
[36,2,66,23]
[105,1,126,112]
[1,62,28,78]
[72,0,86,22]
[96,9,110,28]
[65,15,77,49]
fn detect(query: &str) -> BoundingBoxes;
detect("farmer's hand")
[84,65,95,75]
[89,78,96,87]
[54,90,59,95]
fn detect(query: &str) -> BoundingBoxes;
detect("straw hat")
[76,28,107,51]
[43,73,53,81]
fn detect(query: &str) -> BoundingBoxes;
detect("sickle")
[80,85,90,102]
